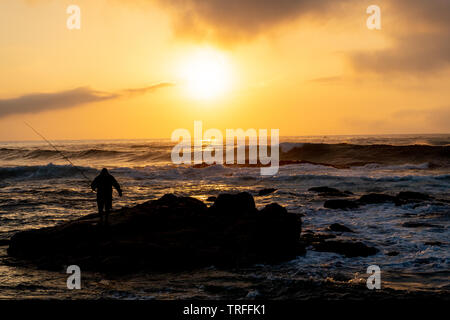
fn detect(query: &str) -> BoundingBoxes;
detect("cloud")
[349,0,450,74]
[28,0,450,75]
[122,82,175,95]
[0,87,115,118]
[397,0,450,28]
[147,0,349,42]
[0,83,173,118]
[145,0,450,74]
[350,34,450,73]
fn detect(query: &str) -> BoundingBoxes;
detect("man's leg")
[104,198,112,225]
[97,198,105,225]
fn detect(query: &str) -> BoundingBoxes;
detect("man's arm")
[91,177,98,191]
[111,176,122,196]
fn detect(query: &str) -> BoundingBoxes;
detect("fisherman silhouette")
[91,168,122,225]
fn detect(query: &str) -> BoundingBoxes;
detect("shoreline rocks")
[300,231,378,258]
[324,199,359,210]
[318,188,434,210]
[257,188,277,196]
[312,240,378,258]
[309,187,353,198]
[327,223,355,233]
[7,193,303,273]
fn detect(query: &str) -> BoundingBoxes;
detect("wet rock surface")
[424,241,442,246]
[309,186,352,197]
[300,231,378,258]
[214,277,450,300]
[320,189,436,210]
[327,223,355,233]
[402,221,442,228]
[7,193,303,273]
[257,188,277,196]
[312,240,378,258]
[386,251,400,256]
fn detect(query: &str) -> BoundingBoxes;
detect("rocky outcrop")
[386,251,399,256]
[396,191,432,205]
[257,188,277,196]
[424,241,442,246]
[402,221,441,228]
[312,240,378,258]
[7,193,303,273]
[397,191,431,201]
[299,231,378,257]
[309,187,341,193]
[309,187,352,197]
[323,190,433,210]
[327,223,355,233]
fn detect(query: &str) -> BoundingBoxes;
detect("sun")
[178,48,233,100]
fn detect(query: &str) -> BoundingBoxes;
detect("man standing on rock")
[91,168,122,225]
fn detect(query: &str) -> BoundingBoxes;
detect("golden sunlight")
[178,48,233,100]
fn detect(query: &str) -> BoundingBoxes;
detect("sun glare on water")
[178,48,233,100]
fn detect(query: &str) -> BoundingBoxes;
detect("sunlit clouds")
[0,0,449,140]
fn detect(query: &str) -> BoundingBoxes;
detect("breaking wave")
[280,143,450,168]
[1,141,449,169]
[0,164,97,180]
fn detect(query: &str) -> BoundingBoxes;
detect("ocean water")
[0,134,449,299]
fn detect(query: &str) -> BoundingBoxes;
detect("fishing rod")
[24,122,92,188]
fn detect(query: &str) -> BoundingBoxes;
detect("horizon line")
[1,132,449,144]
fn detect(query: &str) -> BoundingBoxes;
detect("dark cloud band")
[0,83,174,118]
[148,0,347,42]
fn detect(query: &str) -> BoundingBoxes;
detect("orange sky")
[0,0,449,141]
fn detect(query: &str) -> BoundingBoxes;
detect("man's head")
[100,168,109,176]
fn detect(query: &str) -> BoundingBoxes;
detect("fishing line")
[24,122,92,187]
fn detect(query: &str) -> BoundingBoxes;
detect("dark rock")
[324,199,359,210]
[322,192,403,210]
[358,193,396,204]
[309,187,341,193]
[424,241,442,246]
[331,273,352,282]
[320,192,351,198]
[313,240,378,257]
[8,193,302,272]
[386,251,399,256]
[210,192,256,216]
[206,196,217,202]
[309,187,351,197]
[397,191,431,201]
[354,192,433,207]
[257,188,277,196]
[395,191,432,205]
[328,223,354,233]
[300,232,336,247]
[402,221,441,228]
[255,203,303,258]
